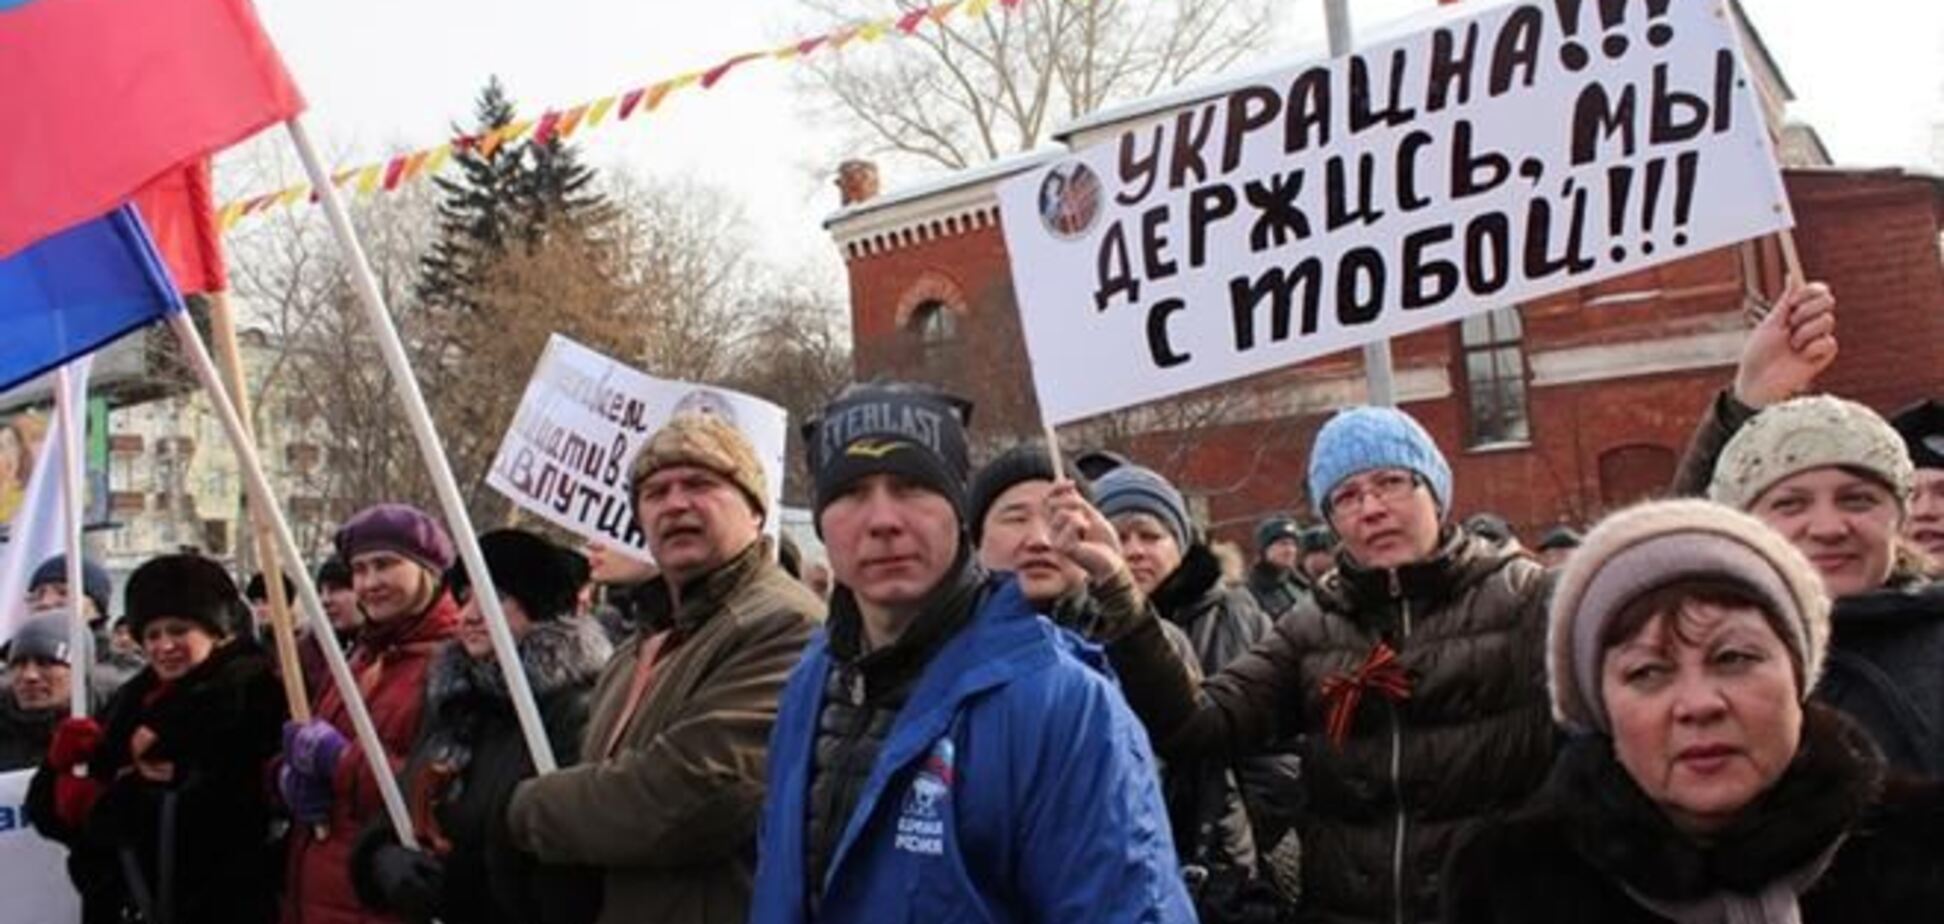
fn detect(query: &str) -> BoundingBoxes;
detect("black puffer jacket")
[27,638,287,924]
[1443,704,1944,923]
[351,618,611,924]
[1246,561,1312,622]
[1106,529,1556,924]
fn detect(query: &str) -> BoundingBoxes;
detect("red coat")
[284,593,459,924]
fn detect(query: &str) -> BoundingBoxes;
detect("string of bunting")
[218,0,1018,231]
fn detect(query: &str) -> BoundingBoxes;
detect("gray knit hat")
[1709,395,1914,513]
[1094,465,1193,548]
[1548,499,1830,736]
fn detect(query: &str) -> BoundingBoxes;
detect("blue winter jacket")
[749,576,1195,924]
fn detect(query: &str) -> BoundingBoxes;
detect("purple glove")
[279,761,335,824]
[283,720,349,778]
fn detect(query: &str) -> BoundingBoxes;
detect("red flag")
[130,159,227,295]
[0,0,305,259]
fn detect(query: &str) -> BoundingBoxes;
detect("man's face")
[1262,537,1300,570]
[636,465,763,587]
[249,599,273,630]
[27,583,96,620]
[978,480,1086,606]
[1904,468,1944,564]
[1325,468,1443,570]
[350,551,436,624]
[9,657,71,711]
[821,474,961,616]
[320,583,363,632]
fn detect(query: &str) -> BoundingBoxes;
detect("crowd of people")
[1,280,1941,923]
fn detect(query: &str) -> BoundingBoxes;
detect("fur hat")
[1709,395,1914,513]
[967,442,1092,545]
[1308,406,1453,518]
[1094,465,1193,548]
[29,555,112,619]
[124,554,244,639]
[629,411,769,521]
[1548,499,1830,736]
[803,382,973,525]
[445,529,586,622]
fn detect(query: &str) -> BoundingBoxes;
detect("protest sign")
[0,769,80,923]
[999,0,1791,425]
[487,335,788,560]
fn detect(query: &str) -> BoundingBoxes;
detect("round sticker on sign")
[1037,162,1102,240]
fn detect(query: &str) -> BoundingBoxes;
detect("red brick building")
[824,21,1944,547]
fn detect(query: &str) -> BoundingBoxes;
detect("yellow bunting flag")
[585,95,617,127]
[216,0,1034,228]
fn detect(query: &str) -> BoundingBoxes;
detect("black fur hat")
[446,529,586,622]
[124,554,244,638]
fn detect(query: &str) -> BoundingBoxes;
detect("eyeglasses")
[1326,470,1423,515]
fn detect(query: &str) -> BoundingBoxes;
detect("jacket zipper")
[1388,569,1410,924]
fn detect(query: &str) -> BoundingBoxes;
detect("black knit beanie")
[804,382,973,527]
[968,442,1093,545]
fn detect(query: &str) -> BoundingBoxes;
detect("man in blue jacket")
[750,382,1194,923]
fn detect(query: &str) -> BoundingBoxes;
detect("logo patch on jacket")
[894,738,954,856]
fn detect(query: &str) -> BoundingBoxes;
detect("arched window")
[1460,307,1530,446]
[909,299,957,361]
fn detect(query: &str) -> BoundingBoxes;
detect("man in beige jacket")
[507,412,822,924]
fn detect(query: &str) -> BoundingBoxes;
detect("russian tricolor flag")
[0,0,304,391]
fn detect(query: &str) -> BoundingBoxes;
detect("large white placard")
[487,335,789,560]
[999,0,1791,425]
[0,769,81,923]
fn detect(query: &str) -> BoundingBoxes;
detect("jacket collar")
[1547,703,1883,902]
[1833,573,1944,628]
[1325,527,1521,611]
[1151,543,1225,624]
[636,538,770,638]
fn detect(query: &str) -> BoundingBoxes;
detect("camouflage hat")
[629,412,768,517]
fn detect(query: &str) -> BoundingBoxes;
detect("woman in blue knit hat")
[1061,406,1556,924]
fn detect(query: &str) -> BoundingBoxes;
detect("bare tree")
[797,0,1275,171]
[723,274,855,504]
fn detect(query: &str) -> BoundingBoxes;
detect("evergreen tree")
[417,76,524,312]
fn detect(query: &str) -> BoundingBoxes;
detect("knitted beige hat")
[1708,394,1914,513]
[1547,499,1830,735]
[629,412,768,517]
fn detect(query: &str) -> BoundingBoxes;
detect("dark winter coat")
[1443,704,1944,923]
[507,542,822,924]
[1149,545,1275,878]
[1675,387,1944,778]
[350,618,611,924]
[1246,560,1312,623]
[27,638,288,924]
[286,593,461,924]
[0,687,61,772]
[1107,529,1557,924]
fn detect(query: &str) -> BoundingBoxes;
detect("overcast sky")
[224,0,1944,287]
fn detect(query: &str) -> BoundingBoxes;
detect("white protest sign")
[999,0,1791,425]
[0,769,81,923]
[487,335,789,560]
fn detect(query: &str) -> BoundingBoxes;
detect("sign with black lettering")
[486,335,788,559]
[998,0,1790,425]
[0,769,79,923]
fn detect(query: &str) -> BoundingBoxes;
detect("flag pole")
[283,117,558,774]
[53,365,88,720]
[205,292,312,723]
[162,309,423,849]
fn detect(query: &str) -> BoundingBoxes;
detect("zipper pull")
[1387,568,1402,599]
